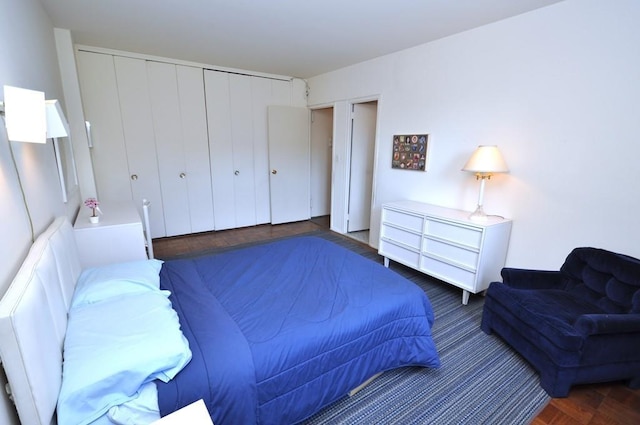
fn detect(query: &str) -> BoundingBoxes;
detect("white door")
[250,77,292,225]
[76,51,131,202]
[146,62,214,236]
[113,56,166,237]
[347,102,377,232]
[205,70,259,230]
[268,106,311,224]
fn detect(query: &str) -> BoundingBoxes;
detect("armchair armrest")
[501,268,565,290]
[575,314,640,336]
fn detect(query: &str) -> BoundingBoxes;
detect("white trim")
[75,44,294,81]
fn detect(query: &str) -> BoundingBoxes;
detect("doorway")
[310,107,333,222]
[347,101,377,244]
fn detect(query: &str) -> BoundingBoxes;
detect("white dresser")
[379,201,512,304]
[74,201,148,269]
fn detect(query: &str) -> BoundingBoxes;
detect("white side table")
[74,201,148,269]
[152,399,213,425]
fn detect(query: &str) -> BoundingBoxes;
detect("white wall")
[0,0,79,423]
[308,0,640,270]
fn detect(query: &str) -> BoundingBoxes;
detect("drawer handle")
[234,170,240,176]
[179,172,186,179]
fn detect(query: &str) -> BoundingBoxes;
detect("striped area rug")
[300,231,550,425]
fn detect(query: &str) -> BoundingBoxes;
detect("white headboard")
[0,217,81,425]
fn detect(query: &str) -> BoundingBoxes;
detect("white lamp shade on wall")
[3,85,47,144]
[45,99,69,139]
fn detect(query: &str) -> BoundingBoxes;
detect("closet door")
[176,66,215,233]
[205,70,259,230]
[268,105,311,224]
[113,56,166,237]
[77,52,166,237]
[228,74,257,227]
[76,51,131,202]
[205,70,237,230]
[250,77,292,224]
[146,62,214,236]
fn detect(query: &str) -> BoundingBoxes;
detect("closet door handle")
[234,170,240,176]
[272,169,278,175]
[85,121,93,148]
[131,174,138,181]
[179,172,186,179]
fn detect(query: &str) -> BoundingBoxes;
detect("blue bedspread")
[157,236,440,424]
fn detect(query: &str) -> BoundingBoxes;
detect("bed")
[0,217,440,425]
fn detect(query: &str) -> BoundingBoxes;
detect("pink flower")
[84,198,99,216]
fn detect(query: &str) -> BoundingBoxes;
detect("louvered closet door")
[146,62,214,236]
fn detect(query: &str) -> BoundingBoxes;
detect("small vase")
[89,215,100,224]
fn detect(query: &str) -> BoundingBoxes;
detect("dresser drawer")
[423,237,479,270]
[379,240,420,269]
[382,208,424,233]
[420,256,476,292]
[381,224,421,249]
[425,218,482,249]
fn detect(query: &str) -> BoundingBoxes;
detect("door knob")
[131,174,138,181]
[179,172,186,179]
[272,169,278,175]
[234,170,240,175]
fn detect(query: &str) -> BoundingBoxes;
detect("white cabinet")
[74,201,148,269]
[379,201,512,304]
[204,70,295,230]
[76,51,214,237]
[147,61,214,235]
[77,48,307,236]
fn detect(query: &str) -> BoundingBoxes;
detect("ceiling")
[39,0,564,79]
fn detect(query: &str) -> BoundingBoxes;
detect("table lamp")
[462,145,509,221]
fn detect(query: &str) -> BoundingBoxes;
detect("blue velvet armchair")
[481,247,640,397]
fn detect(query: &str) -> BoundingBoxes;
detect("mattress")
[156,236,440,424]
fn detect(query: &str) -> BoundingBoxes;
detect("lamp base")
[469,205,488,221]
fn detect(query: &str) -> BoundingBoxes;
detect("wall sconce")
[1,85,47,144]
[462,145,509,221]
[45,99,69,139]
[1,86,77,205]
[46,99,77,203]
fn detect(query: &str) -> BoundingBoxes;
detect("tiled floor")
[152,217,640,424]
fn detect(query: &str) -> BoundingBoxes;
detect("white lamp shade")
[45,99,69,138]
[462,145,509,174]
[3,85,47,144]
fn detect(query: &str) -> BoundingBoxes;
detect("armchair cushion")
[481,247,640,397]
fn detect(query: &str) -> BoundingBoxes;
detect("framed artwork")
[392,134,428,171]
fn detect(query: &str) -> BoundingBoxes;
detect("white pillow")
[72,259,164,308]
[57,290,191,425]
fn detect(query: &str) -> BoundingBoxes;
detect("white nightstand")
[74,201,148,268]
[152,399,213,424]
